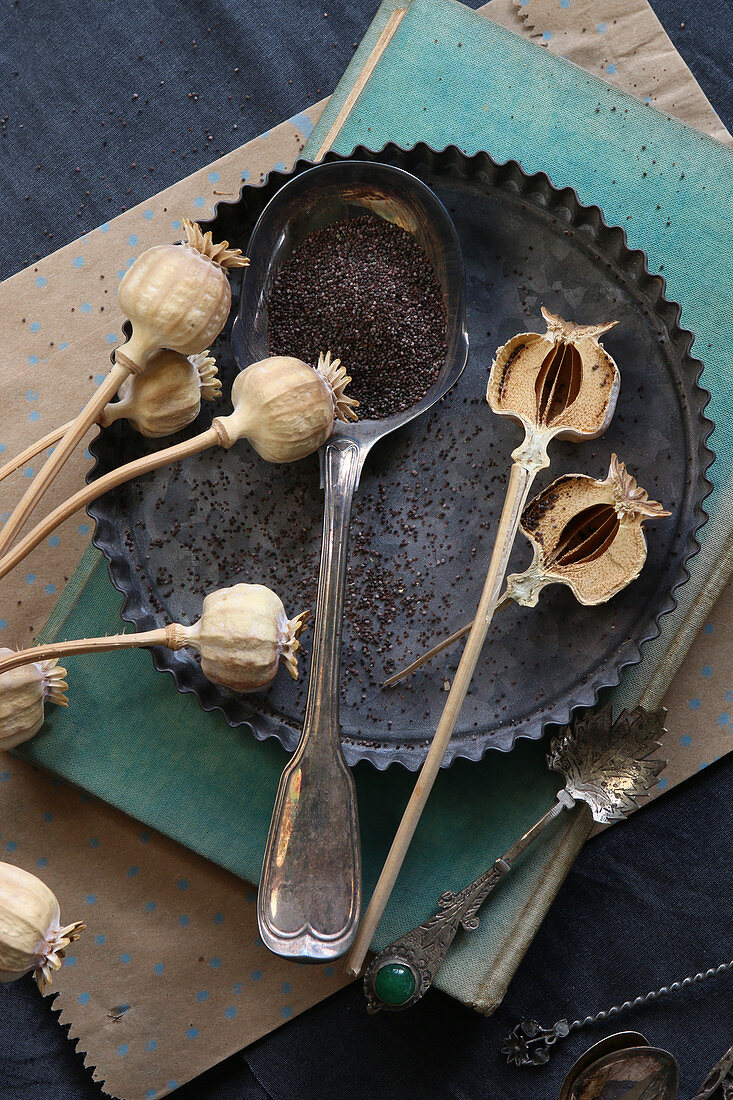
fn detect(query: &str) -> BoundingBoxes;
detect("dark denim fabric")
[0,1,731,1097]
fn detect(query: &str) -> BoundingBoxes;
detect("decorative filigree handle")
[363,800,569,1011]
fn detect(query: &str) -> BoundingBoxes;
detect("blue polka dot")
[27,355,39,366]
[213,913,224,925]
[186,1028,199,1040]
[105,333,120,345]
[127,865,139,877]
[42,810,52,822]
[679,734,693,747]
[644,95,654,105]
[607,63,618,74]
[703,622,714,634]
[0,444,4,455]
[95,934,106,946]
[597,22,607,32]
[144,1039,158,1052]
[232,982,243,995]
[58,342,69,351]
[324,966,334,977]
[127,234,139,247]
[78,523,90,535]
[5,841,17,853]
[26,389,39,402]
[64,956,76,967]
[542,30,553,40]
[725,690,733,703]
[559,0,571,8]
[120,953,131,964]
[35,275,47,287]
[689,698,701,710]
[145,1090,157,1100]
[116,269,126,280]
[43,583,56,595]
[178,915,190,927]
[72,256,84,268]
[98,222,111,233]
[697,760,710,771]
[25,574,36,585]
[245,889,256,904]
[254,935,263,949]
[251,970,262,982]
[209,957,222,969]
[240,170,250,181]
[166,1083,178,1092]
[144,900,157,913]
[153,962,165,975]
[0,621,7,631]
[272,161,288,172]
[85,894,97,906]
[36,857,47,868]
[176,878,189,891]
[192,196,205,208]
[139,831,151,843]
[290,111,314,139]
[94,374,106,387]
[280,1006,292,1019]
[126,256,136,268]
[143,210,154,220]
[88,836,99,848]
[117,1044,129,1056]
[195,990,209,1002]
[28,411,40,423]
[29,321,41,333]
[716,713,730,726]
[79,301,91,314]
[208,172,220,183]
[225,1005,237,1019]
[171,220,181,229]
[701,666,714,678]
[78,993,91,1005]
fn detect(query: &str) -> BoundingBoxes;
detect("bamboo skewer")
[0,362,131,556]
[0,427,220,582]
[347,460,537,975]
[0,422,73,485]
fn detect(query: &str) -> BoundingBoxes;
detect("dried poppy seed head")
[507,454,670,608]
[487,307,620,456]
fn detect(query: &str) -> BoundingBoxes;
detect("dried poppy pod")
[0,353,357,582]
[0,351,223,485]
[0,861,85,992]
[0,648,68,749]
[508,454,671,607]
[385,455,671,687]
[0,220,248,559]
[0,584,310,697]
[488,307,620,470]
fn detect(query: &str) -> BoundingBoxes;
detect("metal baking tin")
[89,143,713,769]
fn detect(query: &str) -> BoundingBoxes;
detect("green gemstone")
[373,962,416,1006]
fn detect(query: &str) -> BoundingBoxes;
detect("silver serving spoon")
[233,159,468,960]
[363,703,666,1008]
[560,1033,679,1100]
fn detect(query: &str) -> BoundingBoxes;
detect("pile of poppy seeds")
[267,214,447,419]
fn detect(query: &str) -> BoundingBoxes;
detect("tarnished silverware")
[363,703,666,1010]
[559,1033,678,1100]
[249,159,468,960]
[692,1041,733,1100]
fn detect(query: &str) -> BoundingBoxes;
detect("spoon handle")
[363,797,576,1011]
[258,437,362,960]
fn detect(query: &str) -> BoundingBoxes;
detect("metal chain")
[568,960,733,1033]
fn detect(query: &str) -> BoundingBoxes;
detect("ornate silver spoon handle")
[503,960,733,1067]
[691,1040,733,1100]
[363,795,576,1011]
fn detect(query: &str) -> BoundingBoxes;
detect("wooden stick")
[0,627,174,676]
[0,426,220,581]
[347,462,536,976]
[0,421,73,484]
[0,362,131,556]
[383,595,511,688]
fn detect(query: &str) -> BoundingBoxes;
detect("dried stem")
[347,460,537,976]
[0,626,180,676]
[383,593,511,688]
[0,421,74,485]
[0,426,220,581]
[0,362,131,556]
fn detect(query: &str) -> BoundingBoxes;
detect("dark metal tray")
[89,144,712,769]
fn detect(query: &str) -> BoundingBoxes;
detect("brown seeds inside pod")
[488,307,620,441]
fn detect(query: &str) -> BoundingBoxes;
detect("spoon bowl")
[231,159,468,960]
